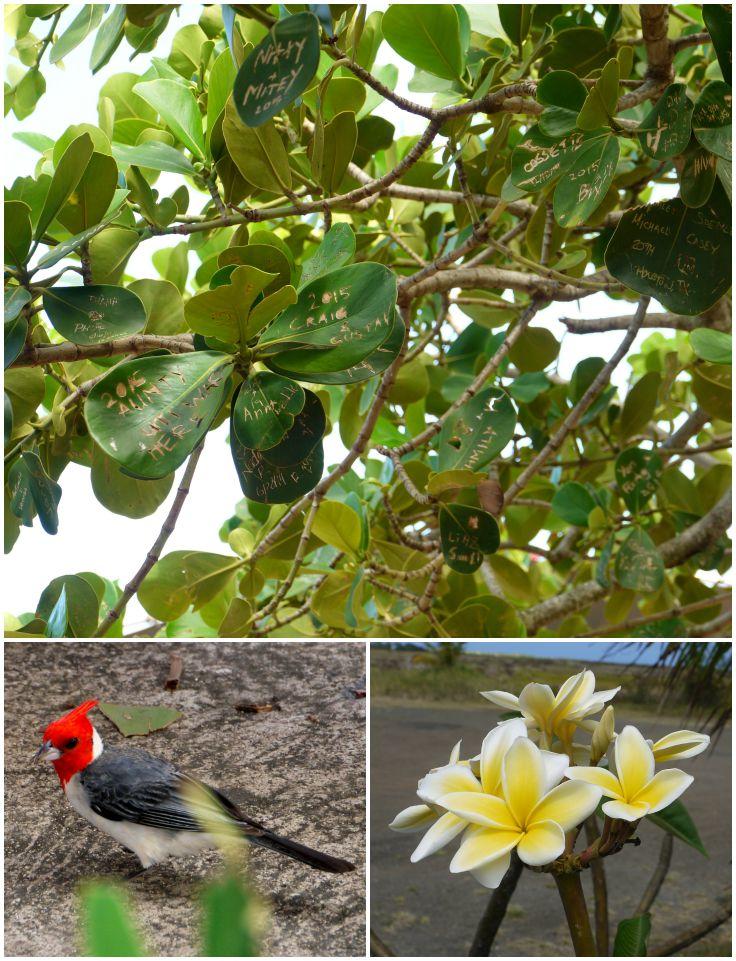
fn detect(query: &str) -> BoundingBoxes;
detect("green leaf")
[5,286,31,323]
[4,308,28,369]
[138,550,242,621]
[50,4,105,64]
[553,132,619,227]
[222,97,292,194]
[258,262,397,376]
[576,58,619,130]
[647,798,708,856]
[382,5,464,81]
[34,205,125,270]
[56,150,118,234]
[613,915,651,957]
[91,445,174,519]
[551,482,597,527]
[508,326,559,371]
[206,47,237,151]
[89,4,126,73]
[439,504,500,574]
[605,184,731,314]
[313,500,363,557]
[8,450,62,534]
[185,264,276,343]
[13,68,46,120]
[202,873,258,956]
[537,71,587,137]
[82,885,144,957]
[690,328,732,365]
[37,573,99,637]
[217,597,253,637]
[85,351,234,480]
[98,701,183,737]
[129,278,186,336]
[511,126,600,193]
[134,79,206,160]
[232,372,305,451]
[638,83,693,159]
[230,394,324,505]
[443,596,526,636]
[233,11,321,127]
[5,200,33,268]
[111,140,195,175]
[692,80,732,160]
[437,387,516,472]
[615,448,662,513]
[679,138,717,208]
[620,371,660,440]
[254,390,325,468]
[615,527,664,593]
[42,284,146,345]
[703,5,731,85]
[312,111,357,194]
[4,367,44,427]
[45,584,68,638]
[541,26,614,75]
[34,132,95,242]
[299,223,356,289]
[499,4,532,47]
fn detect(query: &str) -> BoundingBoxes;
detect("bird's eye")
[65,737,79,750]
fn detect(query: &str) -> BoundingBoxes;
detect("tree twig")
[636,832,673,915]
[649,902,731,956]
[469,851,524,956]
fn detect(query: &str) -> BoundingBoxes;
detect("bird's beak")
[35,740,61,762]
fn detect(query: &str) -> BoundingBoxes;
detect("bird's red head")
[37,699,99,787]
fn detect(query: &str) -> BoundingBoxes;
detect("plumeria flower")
[481,670,620,750]
[566,725,694,822]
[650,729,710,762]
[439,738,602,888]
[390,719,561,865]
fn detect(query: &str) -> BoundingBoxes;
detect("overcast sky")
[4,6,677,631]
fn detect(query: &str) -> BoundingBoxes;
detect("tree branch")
[560,310,731,334]
[11,334,195,367]
[92,440,207,636]
[640,6,674,83]
[649,902,731,956]
[585,816,609,956]
[636,832,673,914]
[522,489,732,633]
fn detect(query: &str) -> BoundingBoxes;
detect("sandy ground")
[4,641,365,957]
[371,703,731,957]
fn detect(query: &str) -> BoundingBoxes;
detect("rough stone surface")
[5,641,365,957]
[372,703,731,957]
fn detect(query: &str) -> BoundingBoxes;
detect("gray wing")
[79,748,262,836]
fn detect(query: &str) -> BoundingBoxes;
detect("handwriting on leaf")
[638,83,693,160]
[42,284,146,345]
[615,528,664,593]
[439,504,500,574]
[233,12,320,127]
[438,387,516,472]
[615,448,662,513]
[85,351,234,480]
[232,372,305,452]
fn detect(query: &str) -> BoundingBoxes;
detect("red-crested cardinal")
[36,700,355,876]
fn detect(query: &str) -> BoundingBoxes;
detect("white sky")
[3,5,682,631]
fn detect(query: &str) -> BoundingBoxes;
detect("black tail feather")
[247,829,355,873]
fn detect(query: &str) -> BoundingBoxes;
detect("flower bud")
[590,706,615,764]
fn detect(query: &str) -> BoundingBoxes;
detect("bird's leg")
[124,864,153,881]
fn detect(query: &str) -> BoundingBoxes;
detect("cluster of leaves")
[4,4,732,638]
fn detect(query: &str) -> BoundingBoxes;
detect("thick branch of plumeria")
[522,490,732,633]
[636,832,673,915]
[468,853,524,956]
[584,815,609,955]
[92,440,209,637]
[554,872,597,957]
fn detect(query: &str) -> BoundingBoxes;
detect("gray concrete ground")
[5,641,365,957]
[371,703,731,957]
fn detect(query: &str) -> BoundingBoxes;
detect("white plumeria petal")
[615,725,655,800]
[550,671,594,727]
[448,739,463,765]
[503,737,546,827]
[540,749,569,791]
[410,811,466,862]
[450,828,521,873]
[479,718,527,794]
[651,730,710,762]
[389,804,436,833]
[517,818,565,867]
[470,851,512,889]
[565,765,623,799]
[602,799,649,821]
[479,690,520,711]
[530,780,602,832]
[567,687,621,721]
[632,769,694,814]
[439,791,518,830]
[417,763,481,805]
[518,683,555,729]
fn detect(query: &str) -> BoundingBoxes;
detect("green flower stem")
[554,872,597,957]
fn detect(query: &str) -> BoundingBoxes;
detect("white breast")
[65,773,213,869]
